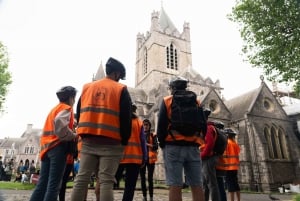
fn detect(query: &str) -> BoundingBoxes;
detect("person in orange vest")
[223,128,240,201]
[119,103,147,201]
[29,86,77,201]
[139,119,158,201]
[157,76,205,201]
[70,57,132,201]
[214,121,228,201]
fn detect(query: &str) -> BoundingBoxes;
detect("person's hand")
[140,162,146,168]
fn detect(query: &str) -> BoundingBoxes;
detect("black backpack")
[169,90,207,136]
[213,126,228,155]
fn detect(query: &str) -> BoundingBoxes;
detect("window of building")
[166,43,178,70]
[29,146,34,154]
[24,147,29,154]
[263,97,274,112]
[209,99,220,114]
[264,125,288,160]
[143,48,148,75]
[264,127,273,158]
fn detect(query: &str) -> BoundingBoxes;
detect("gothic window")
[24,147,29,154]
[143,48,148,75]
[29,146,34,154]
[270,127,279,158]
[166,43,178,70]
[264,125,289,160]
[278,128,288,159]
[264,127,273,158]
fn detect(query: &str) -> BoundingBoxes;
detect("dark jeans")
[217,176,227,201]
[29,143,67,201]
[202,156,220,201]
[115,164,125,189]
[140,162,155,198]
[122,163,141,201]
[59,163,74,201]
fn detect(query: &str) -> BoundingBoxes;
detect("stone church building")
[1,6,300,192]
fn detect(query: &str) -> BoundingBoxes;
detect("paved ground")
[0,188,295,201]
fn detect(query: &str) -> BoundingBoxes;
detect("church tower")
[135,6,192,92]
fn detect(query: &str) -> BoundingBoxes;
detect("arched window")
[143,48,148,75]
[166,43,178,70]
[278,128,288,159]
[270,127,278,158]
[264,127,273,158]
[264,125,289,160]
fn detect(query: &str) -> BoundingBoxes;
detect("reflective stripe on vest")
[216,139,240,170]
[120,118,143,164]
[148,133,158,164]
[77,78,125,141]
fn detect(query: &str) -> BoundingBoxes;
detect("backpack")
[213,126,228,155]
[169,90,207,136]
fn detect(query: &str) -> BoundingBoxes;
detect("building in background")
[1,6,300,192]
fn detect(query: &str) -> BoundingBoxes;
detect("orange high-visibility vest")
[148,133,158,164]
[40,103,74,160]
[163,95,202,145]
[216,138,240,170]
[77,78,126,141]
[120,118,144,165]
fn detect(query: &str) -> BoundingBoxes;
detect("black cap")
[212,120,225,129]
[56,86,77,102]
[105,57,126,80]
[224,128,237,135]
[169,76,188,90]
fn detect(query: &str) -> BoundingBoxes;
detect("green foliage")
[0,181,35,190]
[0,41,12,112]
[229,0,300,97]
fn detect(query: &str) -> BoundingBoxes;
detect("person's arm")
[54,109,76,141]
[201,125,216,159]
[76,96,81,123]
[156,100,168,148]
[140,126,148,163]
[119,87,132,145]
[152,134,159,151]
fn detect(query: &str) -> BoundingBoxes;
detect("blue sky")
[0,0,279,137]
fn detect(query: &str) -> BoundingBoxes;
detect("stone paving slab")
[0,188,295,201]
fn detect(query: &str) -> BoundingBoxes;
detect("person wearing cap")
[70,57,132,201]
[200,110,221,201]
[223,128,240,201]
[29,86,77,201]
[157,76,204,201]
[118,103,147,201]
[139,118,158,201]
[214,121,228,201]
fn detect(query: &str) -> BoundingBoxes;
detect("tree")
[229,0,300,97]
[0,41,12,113]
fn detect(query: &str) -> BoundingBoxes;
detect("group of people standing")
[29,56,240,201]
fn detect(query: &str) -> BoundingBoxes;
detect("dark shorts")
[226,170,240,192]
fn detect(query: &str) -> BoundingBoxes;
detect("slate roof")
[225,85,261,120]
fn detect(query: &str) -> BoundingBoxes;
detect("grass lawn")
[0,181,36,190]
